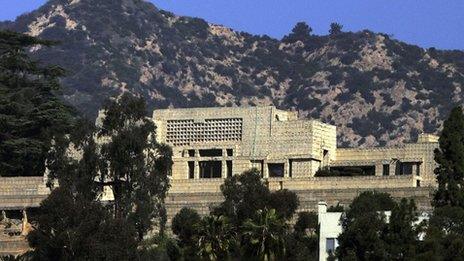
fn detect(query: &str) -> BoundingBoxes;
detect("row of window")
[184,149,234,157]
[188,160,233,179]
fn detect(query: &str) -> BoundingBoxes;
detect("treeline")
[1,31,172,260]
[167,169,315,260]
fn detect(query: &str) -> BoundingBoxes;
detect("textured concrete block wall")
[154,106,338,180]
[164,187,435,227]
[336,141,438,186]
[169,175,419,194]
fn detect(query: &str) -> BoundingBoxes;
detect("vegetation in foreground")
[168,169,318,261]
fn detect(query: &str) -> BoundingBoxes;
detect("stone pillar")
[263,160,269,178]
[389,161,396,176]
[221,160,227,178]
[412,162,420,176]
[375,162,383,176]
[284,161,290,178]
[194,161,200,179]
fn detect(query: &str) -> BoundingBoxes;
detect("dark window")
[402,163,413,175]
[416,180,421,187]
[199,149,222,157]
[326,166,375,176]
[382,164,390,176]
[326,238,336,253]
[289,160,293,178]
[188,150,195,157]
[199,161,222,178]
[416,163,421,176]
[396,162,414,175]
[226,160,232,178]
[226,149,233,157]
[268,163,285,177]
[188,161,195,179]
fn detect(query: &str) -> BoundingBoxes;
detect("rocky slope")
[1,0,463,147]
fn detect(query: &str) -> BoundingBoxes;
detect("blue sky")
[1,0,463,50]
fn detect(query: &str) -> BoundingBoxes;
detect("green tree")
[242,208,289,260]
[27,188,138,261]
[329,22,343,35]
[287,211,319,261]
[327,203,344,212]
[138,234,182,261]
[336,191,396,260]
[28,123,139,260]
[433,106,464,208]
[382,199,421,260]
[172,207,201,247]
[419,106,464,259]
[213,169,299,227]
[0,30,74,177]
[28,93,173,258]
[45,119,101,200]
[98,93,172,240]
[336,193,422,260]
[419,206,464,259]
[213,168,271,226]
[293,211,318,235]
[195,215,237,260]
[282,22,312,43]
[269,189,299,219]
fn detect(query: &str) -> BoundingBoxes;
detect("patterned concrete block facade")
[153,106,439,193]
[154,106,337,181]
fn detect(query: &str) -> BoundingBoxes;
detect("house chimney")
[318,201,327,214]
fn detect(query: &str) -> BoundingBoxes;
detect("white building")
[318,202,342,261]
[317,201,429,261]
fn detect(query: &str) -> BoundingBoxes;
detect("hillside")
[1,0,464,147]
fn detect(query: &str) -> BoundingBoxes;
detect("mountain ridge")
[1,0,463,147]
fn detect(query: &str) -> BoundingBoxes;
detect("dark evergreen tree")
[269,189,299,219]
[327,203,344,212]
[171,207,201,247]
[329,22,343,35]
[282,22,312,43]
[28,188,138,261]
[0,30,74,177]
[336,191,393,260]
[433,106,464,208]
[213,168,271,226]
[294,211,318,235]
[382,198,421,260]
[418,206,464,260]
[336,191,420,260]
[286,211,319,261]
[419,107,464,259]
[213,168,299,227]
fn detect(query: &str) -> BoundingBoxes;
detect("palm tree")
[242,208,289,260]
[195,215,236,260]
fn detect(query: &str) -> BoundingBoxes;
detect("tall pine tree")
[418,106,464,259]
[433,106,464,208]
[0,30,74,176]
